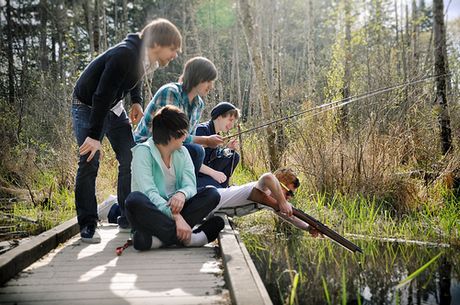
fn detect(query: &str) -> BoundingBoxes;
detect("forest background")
[0,0,459,237]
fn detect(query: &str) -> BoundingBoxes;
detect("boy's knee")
[125,191,143,210]
[204,186,221,207]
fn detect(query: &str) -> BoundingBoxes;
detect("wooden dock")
[0,216,272,305]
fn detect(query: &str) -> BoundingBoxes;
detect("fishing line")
[223,73,451,140]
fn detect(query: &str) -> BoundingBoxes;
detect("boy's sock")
[133,231,164,250]
[184,216,225,247]
[183,231,208,247]
[151,235,164,249]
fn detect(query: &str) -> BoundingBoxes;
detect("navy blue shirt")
[73,34,144,140]
[195,120,216,165]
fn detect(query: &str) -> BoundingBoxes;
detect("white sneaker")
[98,195,117,222]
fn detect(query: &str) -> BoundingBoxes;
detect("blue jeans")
[71,103,135,228]
[184,143,205,177]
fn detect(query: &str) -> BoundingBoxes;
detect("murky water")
[241,232,460,305]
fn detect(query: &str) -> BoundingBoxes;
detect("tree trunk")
[39,0,49,72]
[83,0,95,56]
[5,0,15,107]
[187,1,202,56]
[306,0,315,97]
[340,0,351,139]
[238,0,278,170]
[93,0,100,53]
[411,0,419,74]
[433,0,452,154]
[122,0,128,40]
[100,1,107,51]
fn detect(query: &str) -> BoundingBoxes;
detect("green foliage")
[240,220,458,305]
[1,0,460,243]
[196,0,236,30]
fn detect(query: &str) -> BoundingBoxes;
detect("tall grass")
[2,139,121,238]
[240,228,459,305]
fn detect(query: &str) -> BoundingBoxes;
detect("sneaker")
[194,216,225,243]
[117,216,131,233]
[107,204,121,224]
[98,195,117,222]
[80,224,101,244]
[132,230,152,251]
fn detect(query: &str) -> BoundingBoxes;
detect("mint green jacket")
[131,138,197,219]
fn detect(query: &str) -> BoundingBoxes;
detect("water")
[241,232,460,305]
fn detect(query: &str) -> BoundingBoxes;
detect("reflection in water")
[241,232,460,305]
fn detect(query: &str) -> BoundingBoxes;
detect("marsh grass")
[395,252,443,289]
[239,228,459,305]
[6,141,120,239]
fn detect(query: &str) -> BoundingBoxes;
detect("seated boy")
[125,105,224,250]
[196,102,241,188]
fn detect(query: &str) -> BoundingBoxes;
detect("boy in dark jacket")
[195,102,240,188]
[72,18,182,243]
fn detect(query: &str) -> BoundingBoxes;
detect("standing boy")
[72,19,182,243]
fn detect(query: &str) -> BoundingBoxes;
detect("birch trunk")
[238,0,278,170]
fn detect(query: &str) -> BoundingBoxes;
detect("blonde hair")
[274,168,300,188]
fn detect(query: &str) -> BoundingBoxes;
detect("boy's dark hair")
[181,57,217,93]
[140,18,182,50]
[274,168,300,188]
[152,105,189,145]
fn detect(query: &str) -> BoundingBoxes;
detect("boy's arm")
[192,135,223,148]
[199,164,227,183]
[255,173,293,216]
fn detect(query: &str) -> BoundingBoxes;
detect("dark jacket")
[74,33,144,140]
[195,120,216,165]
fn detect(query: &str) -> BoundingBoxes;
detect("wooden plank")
[0,216,79,285]
[0,286,224,300]
[0,295,229,305]
[218,215,273,305]
[0,212,274,305]
[1,279,224,291]
[4,274,222,286]
[0,224,230,305]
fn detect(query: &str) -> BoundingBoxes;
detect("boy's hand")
[79,137,101,162]
[129,103,144,125]
[168,192,186,214]
[227,138,239,150]
[308,226,323,238]
[211,170,227,183]
[278,201,293,217]
[174,214,192,242]
[206,135,224,148]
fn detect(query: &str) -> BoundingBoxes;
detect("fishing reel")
[215,147,234,158]
[209,146,233,163]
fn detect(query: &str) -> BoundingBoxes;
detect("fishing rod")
[223,73,451,140]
